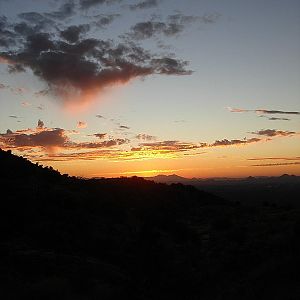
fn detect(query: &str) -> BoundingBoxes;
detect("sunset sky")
[0,0,299,178]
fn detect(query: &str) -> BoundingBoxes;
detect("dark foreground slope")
[0,149,300,300]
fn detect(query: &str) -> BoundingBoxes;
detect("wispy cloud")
[77,121,88,129]
[21,101,32,107]
[79,0,123,9]
[94,133,107,139]
[251,162,300,167]
[128,13,220,40]
[209,138,261,147]
[136,133,157,141]
[251,129,296,137]
[248,157,300,161]
[227,107,300,117]
[92,14,120,28]
[129,0,160,11]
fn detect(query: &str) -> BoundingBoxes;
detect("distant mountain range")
[146,174,300,185]
[146,174,300,206]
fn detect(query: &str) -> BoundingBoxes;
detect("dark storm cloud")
[251,129,296,137]
[60,24,90,43]
[129,0,159,11]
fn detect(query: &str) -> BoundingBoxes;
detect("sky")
[0,0,299,178]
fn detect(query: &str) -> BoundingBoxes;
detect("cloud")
[3,121,292,163]
[37,119,44,129]
[0,31,191,106]
[139,140,201,151]
[251,129,296,137]
[21,101,31,107]
[9,115,18,118]
[119,125,130,129]
[267,117,290,121]
[0,83,27,94]
[94,133,107,139]
[71,138,129,149]
[151,57,192,75]
[255,109,300,115]
[0,16,17,48]
[0,127,68,150]
[17,12,55,32]
[0,120,130,155]
[96,114,105,118]
[251,162,300,167]
[259,115,291,121]
[93,14,120,28]
[250,156,300,167]
[60,24,90,43]
[248,157,300,161]
[227,107,250,113]
[209,138,261,147]
[77,121,88,128]
[227,107,300,116]
[129,13,220,40]
[129,0,159,10]
[45,1,76,20]
[136,133,157,141]
[79,0,122,9]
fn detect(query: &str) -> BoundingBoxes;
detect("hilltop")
[0,149,300,299]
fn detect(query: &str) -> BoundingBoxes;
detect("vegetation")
[0,148,299,299]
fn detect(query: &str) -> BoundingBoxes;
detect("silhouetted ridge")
[0,148,62,181]
[0,148,299,300]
